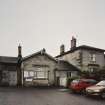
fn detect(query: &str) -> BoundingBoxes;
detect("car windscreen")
[82,79,96,83]
[96,81,105,86]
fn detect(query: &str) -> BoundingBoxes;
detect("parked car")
[69,79,97,93]
[86,80,105,98]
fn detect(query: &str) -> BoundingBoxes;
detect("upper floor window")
[89,68,98,72]
[89,53,96,62]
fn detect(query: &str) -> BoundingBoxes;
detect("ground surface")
[0,87,104,105]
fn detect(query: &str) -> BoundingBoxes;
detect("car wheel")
[82,89,86,95]
[101,92,105,99]
[70,89,76,93]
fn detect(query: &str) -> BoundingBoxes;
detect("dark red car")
[69,79,97,93]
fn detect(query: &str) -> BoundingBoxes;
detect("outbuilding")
[22,49,57,86]
[55,60,80,87]
[0,56,18,86]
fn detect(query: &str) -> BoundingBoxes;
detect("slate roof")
[56,60,80,72]
[23,49,57,62]
[0,56,18,64]
[56,45,105,58]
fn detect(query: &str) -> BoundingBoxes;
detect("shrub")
[67,76,80,87]
[80,70,105,81]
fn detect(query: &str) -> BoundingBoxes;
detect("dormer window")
[89,53,96,63]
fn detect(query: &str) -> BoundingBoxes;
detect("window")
[89,68,97,72]
[89,68,94,72]
[24,67,48,79]
[29,71,34,77]
[37,71,48,79]
[89,53,96,62]
[24,71,34,78]
[67,72,71,77]
[2,71,9,81]
[24,71,28,77]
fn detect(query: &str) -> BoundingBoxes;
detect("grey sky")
[0,0,105,57]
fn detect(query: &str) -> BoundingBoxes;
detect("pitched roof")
[56,45,105,58]
[78,45,105,51]
[23,49,57,62]
[56,60,80,72]
[0,56,18,64]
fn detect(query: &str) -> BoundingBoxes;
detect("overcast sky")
[0,0,105,57]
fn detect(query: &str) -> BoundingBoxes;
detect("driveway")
[0,87,104,105]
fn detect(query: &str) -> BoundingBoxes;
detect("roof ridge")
[0,56,17,58]
[23,49,42,60]
[55,45,105,58]
[23,49,57,62]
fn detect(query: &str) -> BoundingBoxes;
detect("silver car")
[86,80,105,98]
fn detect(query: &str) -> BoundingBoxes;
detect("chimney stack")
[60,44,65,55]
[71,36,76,50]
[41,48,46,55]
[17,44,22,87]
[18,44,22,58]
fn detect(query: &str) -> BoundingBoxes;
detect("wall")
[82,50,105,71]
[0,64,17,86]
[57,49,105,71]
[58,50,82,69]
[23,54,56,85]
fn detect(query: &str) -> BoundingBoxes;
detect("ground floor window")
[67,72,71,77]
[24,71,28,77]
[24,70,48,80]
[37,71,48,79]
[2,71,9,82]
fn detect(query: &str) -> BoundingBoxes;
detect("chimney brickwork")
[60,44,65,55]
[71,36,76,50]
[17,44,22,87]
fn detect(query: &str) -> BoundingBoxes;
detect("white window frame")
[89,53,96,63]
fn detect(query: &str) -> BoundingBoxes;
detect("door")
[0,71,2,85]
[9,71,17,86]
[0,71,2,83]
[60,77,67,87]
[56,77,60,86]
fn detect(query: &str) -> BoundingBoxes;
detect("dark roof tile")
[23,49,57,62]
[56,60,80,71]
[0,56,18,64]
[56,45,105,58]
